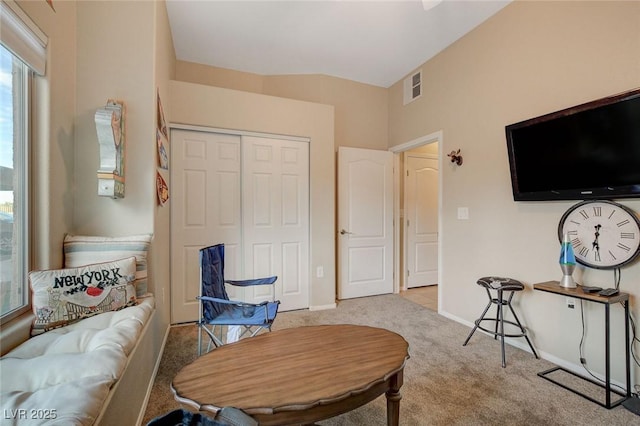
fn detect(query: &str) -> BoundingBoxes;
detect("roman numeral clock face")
[558,200,640,269]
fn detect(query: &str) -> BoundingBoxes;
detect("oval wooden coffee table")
[171,324,410,426]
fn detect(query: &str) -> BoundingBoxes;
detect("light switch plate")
[457,207,469,220]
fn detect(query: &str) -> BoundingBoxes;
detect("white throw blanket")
[226,325,242,343]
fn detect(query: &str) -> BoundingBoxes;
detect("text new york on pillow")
[29,257,137,336]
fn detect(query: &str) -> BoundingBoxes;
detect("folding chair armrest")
[197,296,242,306]
[225,276,277,287]
[254,301,278,319]
[198,296,267,308]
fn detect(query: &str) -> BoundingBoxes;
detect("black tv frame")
[506,88,640,201]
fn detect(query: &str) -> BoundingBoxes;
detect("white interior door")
[242,136,309,311]
[171,130,243,323]
[405,154,438,288]
[338,147,394,299]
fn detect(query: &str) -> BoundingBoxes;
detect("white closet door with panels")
[170,130,243,323]
[170,129,310,324]
[242,136,309,311]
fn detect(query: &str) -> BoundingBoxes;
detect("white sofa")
[0,296,157,426]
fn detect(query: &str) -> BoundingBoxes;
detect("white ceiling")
[166,0,512,88]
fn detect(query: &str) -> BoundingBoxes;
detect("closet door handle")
[340,229,353,235]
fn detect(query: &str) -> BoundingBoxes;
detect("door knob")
[340,229,353,235]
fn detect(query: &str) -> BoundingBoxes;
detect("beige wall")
[389,0,640,383]
[75,0,156,236]
[153,0,176,328]
[263,75,388,150]
[72,0,173,321]
[169,81,336,309]
[73,1,173,393]
[176,60,264,93]
[176,61,388,150]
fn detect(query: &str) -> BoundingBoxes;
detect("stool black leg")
[507,302,539,359]
[494,292,500,341]
[499,289,507,368]
[463,297,493,346]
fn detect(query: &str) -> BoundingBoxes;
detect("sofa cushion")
[29,257,137,336]
[0,346,127,391]
[8,297,154,359]
[63,234,152,297]
[0,375,114,426]
[0,297,155,426]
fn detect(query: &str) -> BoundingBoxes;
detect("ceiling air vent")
[403,70,422,105]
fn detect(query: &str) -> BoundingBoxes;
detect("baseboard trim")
[309,303,337,311]
[439,308,629,391]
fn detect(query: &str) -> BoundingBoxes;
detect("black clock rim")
[557,199,640,270]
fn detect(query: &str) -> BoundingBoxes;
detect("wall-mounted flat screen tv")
[506,89,640,201]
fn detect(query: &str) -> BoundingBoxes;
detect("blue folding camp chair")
[197,244,280,355]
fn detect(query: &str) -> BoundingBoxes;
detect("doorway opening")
[400,285,438,311]
[390,131,442,313]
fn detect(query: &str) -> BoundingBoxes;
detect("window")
[0,44,29,322]
[0,0,47,323]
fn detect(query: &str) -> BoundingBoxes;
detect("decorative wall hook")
[447,149,463,166]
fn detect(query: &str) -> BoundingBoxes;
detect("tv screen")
[506,89,640,201]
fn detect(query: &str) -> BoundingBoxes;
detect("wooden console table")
[533,281,631,409]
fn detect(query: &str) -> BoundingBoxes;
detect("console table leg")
[605,303,611,408]
[386,370,403,426]
[625,301,631,398]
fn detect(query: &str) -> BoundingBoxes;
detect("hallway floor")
[400,285,438,311]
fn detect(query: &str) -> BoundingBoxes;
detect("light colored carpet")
[142,294,638,425]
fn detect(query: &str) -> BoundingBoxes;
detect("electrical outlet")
[316,266,324,278]
[566,297,575,309]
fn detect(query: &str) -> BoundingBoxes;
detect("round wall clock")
[558,200,640,269]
